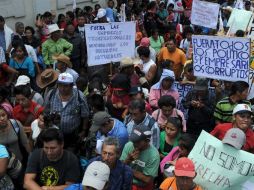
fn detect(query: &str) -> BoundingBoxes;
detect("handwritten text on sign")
[191,0,220,29]
[188,131,254,190]
[85,22,135,66]
[192,35,250,82]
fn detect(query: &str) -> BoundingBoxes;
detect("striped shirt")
[125,113,160,149]
[45,88,89,134]
[214,97,251,123]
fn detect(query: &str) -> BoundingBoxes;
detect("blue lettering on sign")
[90,25,106,30]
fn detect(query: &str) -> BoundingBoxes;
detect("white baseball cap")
[15,75,30,86]
[48,24,63,34]
[82,161,110,190]
[57,73,74,84]
[222,128,246,149]
[233,104,252,115]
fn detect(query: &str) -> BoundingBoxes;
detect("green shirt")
[214,97,251,123]
[149,36,164,53]
[42,38,73,65]
[120,142,160,186]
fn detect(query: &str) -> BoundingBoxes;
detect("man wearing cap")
[42,24,73,67]
[95,8,110,23]
[88,137,133,190]
[211,104,254,153]
[120,125,160,190]
[160,157,203,190]
[53,54,79,83]
[44,72,89,150]
[91,111,129,151]
[135,37,156,62]
[15,75,44,106]
[182,77,216,135]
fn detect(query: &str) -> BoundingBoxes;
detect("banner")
[190,0,220,29]
[192,35,250,82]
[227,9,253,35]
[85,22,135,66]
[189,131,254,190]
[247,24,254,99]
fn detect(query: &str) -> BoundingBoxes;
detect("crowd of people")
[0,0,254,189]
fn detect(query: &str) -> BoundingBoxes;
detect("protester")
[159,157,203,190]
[182,77,216,135]
[120,125,160,190]
[88,137,133,190]
[214,81,250,124]
[149,69,179,109]
[24,128,80,189]
[0,15,13,52]
[149,29,164,54]
[135,37,156,62]
[23,26,41,49]
[44,72,89,151]
[211,104,254,153]
[90,111,129,151]
[125,99,160,149]
[42,24,73,67]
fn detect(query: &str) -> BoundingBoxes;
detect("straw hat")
[52,54,72,68]
[36,69,59,89]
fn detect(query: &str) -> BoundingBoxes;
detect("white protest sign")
[85,22,136,66]
[192,35,250,82]
[189,131,254,190]
[247,24,254,99]
[191,0,220,29]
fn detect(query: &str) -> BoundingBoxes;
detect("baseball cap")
[222,128,246,149]
[140,37,150,47]
[57,73,74,84]
[130,125,152,142]
[174,157,196,177]
[15,75,30,87]
[90,111,111,132]
[97,8,106,19]
[129,86,143,95]
[82,161,110,190]
[233,104,252,115]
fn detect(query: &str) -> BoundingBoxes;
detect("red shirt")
[210,123,254,153]
[13,101,44,126]
[0,64,9,85]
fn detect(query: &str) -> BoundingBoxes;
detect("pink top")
[149,88,179,109]
[160,146,180,173]
[152,108,186,132]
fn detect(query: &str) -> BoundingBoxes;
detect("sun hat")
[36,69,59,89]
[57,72,74,84]
[15,75,30,87]
[119,57,134,70]
[48,24,63,34]
[130,125,152,142]
[52,54,72,68]
[174,157,196,177]
[222,128,246,149]
[90,111,111,132]
[233,104,252,115]
[82,161,110,190]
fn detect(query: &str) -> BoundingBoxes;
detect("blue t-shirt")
[0,144,9,158]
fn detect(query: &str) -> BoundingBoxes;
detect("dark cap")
[130,125,152,142]
[193,77,208,91]
[129,86,143,95]
[90,111,111,132]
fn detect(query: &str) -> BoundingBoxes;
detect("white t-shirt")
[142,59,156,74]
[78,26,85,39]
[31,119,42,141]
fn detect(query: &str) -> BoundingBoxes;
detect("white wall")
[2,0,106,31]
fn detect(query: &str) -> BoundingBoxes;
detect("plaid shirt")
[45,88,89,134]
[125,113,160,149]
